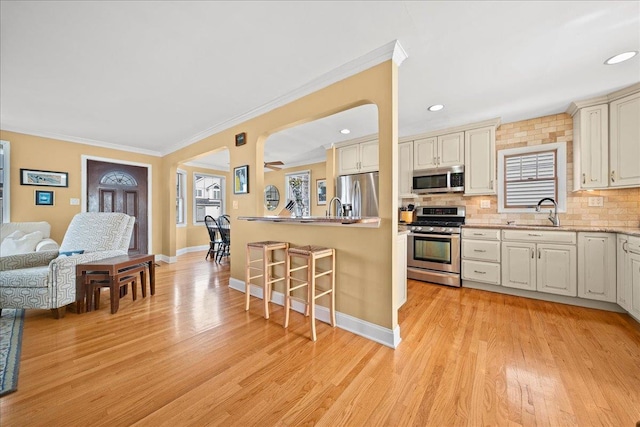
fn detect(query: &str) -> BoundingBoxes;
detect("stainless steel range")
[400,206,465,287]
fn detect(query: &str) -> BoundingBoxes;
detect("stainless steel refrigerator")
[336,171,379,217]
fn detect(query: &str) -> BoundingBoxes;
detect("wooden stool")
[245,241,289,319]
[284,245,336,341]
[86,264,147,314]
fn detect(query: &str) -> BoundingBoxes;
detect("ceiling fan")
[264,160,284,171]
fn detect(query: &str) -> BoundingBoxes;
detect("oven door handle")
[409,232,458,239]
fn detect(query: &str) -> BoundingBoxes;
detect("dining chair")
[204,215,222,261]
[215,215,231,263]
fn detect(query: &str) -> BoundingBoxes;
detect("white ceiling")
[1,1,639,171]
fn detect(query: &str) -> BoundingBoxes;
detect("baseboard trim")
[176,245,209,257]
[228,278,401,348]
[462,280,626,313]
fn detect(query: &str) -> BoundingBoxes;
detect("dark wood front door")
[87,160,148,255]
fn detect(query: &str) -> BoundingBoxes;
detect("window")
[498,142,566,213]
[193,173,225,224]
[0,141,9,223]
[176,170,186,225]
[285,170,311,216]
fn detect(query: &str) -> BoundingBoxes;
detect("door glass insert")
[100,171,138,186]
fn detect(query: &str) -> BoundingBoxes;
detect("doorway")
[86,159,148,254]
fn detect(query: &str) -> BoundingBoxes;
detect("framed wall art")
[316,179,326,205]
[35,190,54,206]
[20,169,68,187]
[234,165,249,194]
[235,132,247,147]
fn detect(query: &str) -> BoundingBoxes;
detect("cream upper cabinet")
[610,92,640,188]
[413,137,438,169]
[438,132,464,167]
[464,126,496,195]
[573,104,608,190]
[337,140,379,175]
[570,85,640,190]
[577,232,616,303]
[398,141,413,195]
[413,132,463,170]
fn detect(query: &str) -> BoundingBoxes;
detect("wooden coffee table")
[75,254,156,314]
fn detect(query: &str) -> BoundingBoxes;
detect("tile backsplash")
[414,113,640,228]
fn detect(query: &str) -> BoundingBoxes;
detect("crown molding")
[398,117,502,143]
[566,82,640,116]
[165,40,408,156]
[0,125,163,157]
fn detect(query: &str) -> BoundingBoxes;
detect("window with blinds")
[497,142,566,213]
[504,150,557,208]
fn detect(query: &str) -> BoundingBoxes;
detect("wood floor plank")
[1,251,640,426]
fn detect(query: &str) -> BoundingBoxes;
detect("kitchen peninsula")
[238,215,381,227]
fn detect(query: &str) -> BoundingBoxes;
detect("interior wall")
[0,130,163,250]
[406,113,640,227]
[263,161,327,217]
[162,60,399,330]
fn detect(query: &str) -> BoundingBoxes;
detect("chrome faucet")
[327,197,343,217]
[536,197,560,226]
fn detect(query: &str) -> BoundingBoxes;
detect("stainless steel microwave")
[412,165,464,194]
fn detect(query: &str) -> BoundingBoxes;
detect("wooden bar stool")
[284,245,336,341]
[245,241,289,319]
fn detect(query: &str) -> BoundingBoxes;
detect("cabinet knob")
[611,171,616,182]
[582,173,586,184]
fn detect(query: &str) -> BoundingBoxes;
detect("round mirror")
[264,185,280,211]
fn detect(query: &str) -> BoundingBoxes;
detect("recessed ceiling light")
[428,104,444,112]
[340,128,351,134]
[604,51,638,65]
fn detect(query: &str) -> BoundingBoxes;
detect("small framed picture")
[234,165,249,194]
[235,132,247,147]
[35,190,54,206]
[21,169,68,187]
[316,179,327,205]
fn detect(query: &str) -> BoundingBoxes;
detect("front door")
[87,160,148,255]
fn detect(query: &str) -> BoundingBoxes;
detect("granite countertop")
[463,223,640,237]
[238,215,381,227]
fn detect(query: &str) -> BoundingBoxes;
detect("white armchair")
[0,212,135,318]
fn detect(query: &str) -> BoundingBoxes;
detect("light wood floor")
[1,251,640,426]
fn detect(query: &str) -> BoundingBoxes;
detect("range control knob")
[428,227,434,232]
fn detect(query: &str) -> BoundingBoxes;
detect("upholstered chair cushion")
[59,212,133,253]
[0,230,44,255]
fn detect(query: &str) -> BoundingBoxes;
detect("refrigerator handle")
[353,180,361,217]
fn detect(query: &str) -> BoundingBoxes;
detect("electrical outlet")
[233,200,239,209]
[480,200,491,209]
[70,198,80,205]
[588,196,603,207]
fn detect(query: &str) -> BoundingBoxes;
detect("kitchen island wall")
[413,113,640,228]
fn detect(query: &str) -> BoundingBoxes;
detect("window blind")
[504,150,557,207]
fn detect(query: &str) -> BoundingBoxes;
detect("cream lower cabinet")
[577,232,616,302]
[461,228,501,285]
[618,235,640,322]
[501,230,577,297]
[396,233,408,309]
[398,141,413,196]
